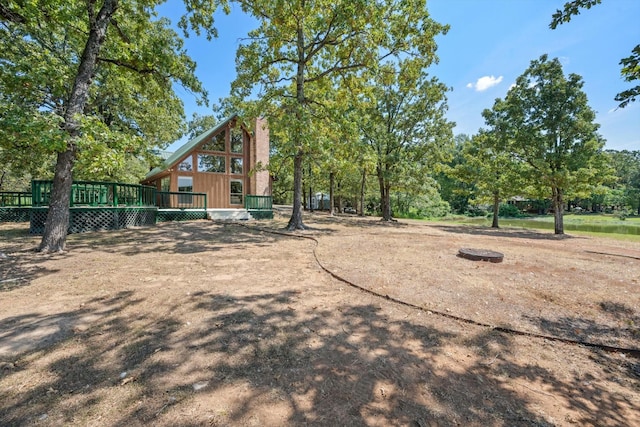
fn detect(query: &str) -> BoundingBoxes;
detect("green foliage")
[498,203,521,218]
[186,113,219,140]
[550,0,602,29]
[617,208,629,220]
[391,176,451,219]
[0,0,219,251]
[228,0,450,228]
[605,149,640,214]
[0,0,210,183]
[453,131,525,203]
[356,58,454,220]
[0,165,35,192]
[269,142,294,205]
[550,0,638,108]
[483,55,609,234]
[437,134,474,214]
[465,205,488,217]
[615,45,640,108]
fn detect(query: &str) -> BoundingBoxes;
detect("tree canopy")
[356,61,453,221]
[228,0,449,230]
[0,0,218,251]
[606,149,640,215]
[483,54,608,234]
[550,0,639,108]
[452,130,525,228]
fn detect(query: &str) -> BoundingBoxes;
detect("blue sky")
[161,0,640,152]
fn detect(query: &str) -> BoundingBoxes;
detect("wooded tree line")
[1,0,636,250]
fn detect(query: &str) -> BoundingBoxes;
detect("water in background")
[461,217,640,236]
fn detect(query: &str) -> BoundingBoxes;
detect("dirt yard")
[0,211,638,426]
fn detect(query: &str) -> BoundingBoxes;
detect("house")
[141,115,270,214]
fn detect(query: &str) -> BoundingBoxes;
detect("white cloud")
[467,75,503,92]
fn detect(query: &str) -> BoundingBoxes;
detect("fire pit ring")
[458,248,504,263]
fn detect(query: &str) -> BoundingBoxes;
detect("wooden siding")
[194,172,231,208]
[142,116,268,209]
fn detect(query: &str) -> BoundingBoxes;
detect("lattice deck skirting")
[0,207,31,223]
[29,207,157,234]
[248,210,274,220]
[156,209,208,222]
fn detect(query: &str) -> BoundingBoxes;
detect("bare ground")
[0,211,638,426]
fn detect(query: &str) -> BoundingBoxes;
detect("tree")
[550,0,639,108]
[0,0,219,252]
[0,148,43,192]
[229,0,448,230]
[483,55,608,234]
[438,134,475,215]
[606,150,640,214]
[186,113,220,140]
[357,61,453,221]
[453,131,525,228]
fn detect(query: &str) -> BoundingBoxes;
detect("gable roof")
[145,114,238,181]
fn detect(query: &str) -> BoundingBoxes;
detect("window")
[230,157,243,174]
[177,155,193,171]
[230,180,243,205]
[230,126,243,153]
[177,176,193,205]
[198,154,225,173]
[201,131,226,152]
[158,176,171,207]
[160,176,170,191]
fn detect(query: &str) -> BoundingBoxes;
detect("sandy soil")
[0,212,638,426]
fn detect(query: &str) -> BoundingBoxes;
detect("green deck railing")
[4,181,272,224]
[245,195,273,219]
[245,195,272,210]
[32,180,156,207]
[0,192,32,207]
[156,191,207,210]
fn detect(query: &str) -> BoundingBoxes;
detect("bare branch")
[0,4,26,23]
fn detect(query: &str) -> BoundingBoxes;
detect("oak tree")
[229,0,448,230]
[483,55,608,234]
[0,0,219,251]
[453,131,525,228]
[357,61,453,221]
[606,150,640,214]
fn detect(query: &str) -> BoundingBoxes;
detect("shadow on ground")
[1,289,637,426]
[430,224,579,240]
[0,225,58,292]
[65,221,289,256]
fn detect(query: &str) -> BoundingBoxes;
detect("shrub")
[498,203,521,218]
[465,205,488,217]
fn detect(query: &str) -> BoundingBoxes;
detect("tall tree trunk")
[491,191,500,228]
[302,186,307,210]
[287,151,305,230]
[381,183,391,221]
[377,162,393,221]
[287,15,306,230]
[359,168,366,217]
[552,186,564,235]
[308,164,313,212]
[329,171,334,216]
[39,0,118,252]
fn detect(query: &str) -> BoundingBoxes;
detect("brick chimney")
[251,117,270,196]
